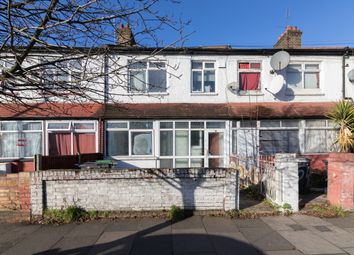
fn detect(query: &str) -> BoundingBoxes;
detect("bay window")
[238,62,261,91]
[128,61,167,93]
[0,121,42,159]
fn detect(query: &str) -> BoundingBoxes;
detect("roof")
[1,45,353,56]
[0,102,335,120]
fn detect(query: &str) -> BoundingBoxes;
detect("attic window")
[238,62,261,91]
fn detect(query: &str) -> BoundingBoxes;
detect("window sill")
[109,156,157,160]
[286,88,324,96]
[190,92,218,96]
[127,92,169,96]
[238,90,264,96]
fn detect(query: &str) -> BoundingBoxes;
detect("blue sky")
[157,0,354,48]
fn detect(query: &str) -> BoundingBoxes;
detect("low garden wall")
[30,168,239,215]
[327,153,354,210]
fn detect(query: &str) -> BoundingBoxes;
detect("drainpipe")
[104,51,109,103]
[342,47,349,99]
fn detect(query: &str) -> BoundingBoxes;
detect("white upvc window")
[106,121,153,156]
[0,121,43,159]
[46,120,97,156]
[128,61,167,93]
[191,61,216,93]
[41,58,82,87]
[286,63,320,89]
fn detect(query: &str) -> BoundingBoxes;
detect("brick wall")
[30,168,239,215]
[327,153,354,210]
[0,173,30,219]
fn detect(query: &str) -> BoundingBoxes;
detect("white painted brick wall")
[30,168,239,215]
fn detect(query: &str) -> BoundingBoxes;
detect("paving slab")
[261,216,298,231]
[279,230,345,255]
[312,231,354,249]
[89,231,136,255]
[344,247,354,255]
[208,231,260,255]
[0,224,41,253]
[240,226,295,251]
[325,214,354,229]
[47,236,100,255]
[173,229,214,254]
[234,218,269,228]
[172,216,205,230]
[130,234,173,255]
[263,251,304,255]
[105,219,139,232]
[290,214,332,226]
[2,224,74,255]
[202,216,239,233]
[136,218,171,236]
[66,221,108,238]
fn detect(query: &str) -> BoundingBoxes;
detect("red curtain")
[239,63,249,69]
[239,72,260,90]
[49,133,71,156]
[73,133,96,154]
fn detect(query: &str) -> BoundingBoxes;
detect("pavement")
[0,214,354,255]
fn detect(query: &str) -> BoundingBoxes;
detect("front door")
[206,131,225,167]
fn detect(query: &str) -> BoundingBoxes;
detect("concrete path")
[0,213,353,255]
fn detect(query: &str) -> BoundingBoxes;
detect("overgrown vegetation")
[327,100,354,152]
[242,185,265,201]
[302,203,347,218]
[42,206,92,224]
[168,205,185,222]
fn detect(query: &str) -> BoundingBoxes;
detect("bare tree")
[0,0,188,110]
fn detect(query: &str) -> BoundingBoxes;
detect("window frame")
[106,121,154,157]
[237,61,262,92]
[46,120,98,155]
[303,119,338,154]
[0,120,43,160]
[128,60,167,94]
[286,62,321,91]
[191,60,216,94]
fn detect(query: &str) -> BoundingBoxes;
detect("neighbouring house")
[0,26,353,173]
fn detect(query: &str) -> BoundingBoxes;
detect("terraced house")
[0,26,353,172]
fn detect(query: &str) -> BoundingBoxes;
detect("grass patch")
[302,203,347,218]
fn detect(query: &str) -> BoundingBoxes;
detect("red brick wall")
[0,173,30,220]
[304,154,329,172]
[11,161,34,173]
[327,153,354,210]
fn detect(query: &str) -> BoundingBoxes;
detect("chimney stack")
[274,26,302,49]
[116,24,136,47]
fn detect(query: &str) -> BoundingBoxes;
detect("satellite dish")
[270,51,290,71]
[348,69,354,83]
[267,75,284,94]
[227,82,239,92]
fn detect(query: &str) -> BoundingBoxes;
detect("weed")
[168,205,185,222]
[242,185,265,201]
[43,206,89,224]
[303,203,347,218]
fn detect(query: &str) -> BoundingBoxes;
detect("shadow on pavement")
[37,218,265,255]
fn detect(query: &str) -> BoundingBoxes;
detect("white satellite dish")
[227,82,239,92]
[267,75,284,94]
[270,51,290,71]
[348,69,354,83]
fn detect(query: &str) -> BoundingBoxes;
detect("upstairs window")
[287,63,320,89]
[129,61,167,93]
[41,59,82,88]
[191,61,215,93]
[238,62,261,91]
